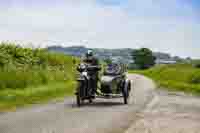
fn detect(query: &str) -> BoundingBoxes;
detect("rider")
[83,49,101,96]
[83,49,99,66]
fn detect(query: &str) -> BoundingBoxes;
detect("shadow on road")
[70,100,125,108]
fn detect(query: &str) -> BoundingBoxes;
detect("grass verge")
[0,81,76,112]
[0,43,79,112]
[129,64,200,95]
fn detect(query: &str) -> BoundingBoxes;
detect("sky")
[0,0,200,58]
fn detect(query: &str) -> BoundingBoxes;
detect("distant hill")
[47,46,88,57]
[47,45,183,64]
[47,46,132,57]
[47,46,134,64]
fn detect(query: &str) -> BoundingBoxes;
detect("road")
[1,74,200,133]
[126,82,200,133]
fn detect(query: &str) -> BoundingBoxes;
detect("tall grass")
[129,64,200,95]
[0,43,76,89]
[0,43,78,111]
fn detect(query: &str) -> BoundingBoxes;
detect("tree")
[132,48,156,69]
[193,60,200,68]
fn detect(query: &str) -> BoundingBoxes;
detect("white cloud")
[0,0,200,58]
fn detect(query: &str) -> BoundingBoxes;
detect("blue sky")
[190,0,200,8]
[0,0,200,58]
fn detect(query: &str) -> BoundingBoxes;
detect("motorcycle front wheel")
[76,81,85,107]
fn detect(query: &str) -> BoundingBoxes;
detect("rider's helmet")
[86,49,94,57]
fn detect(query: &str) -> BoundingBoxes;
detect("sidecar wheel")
[123,80,129,104]
[127,80,131,97]
[123,91,128,104]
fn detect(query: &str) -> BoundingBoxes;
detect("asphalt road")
[1,74,200,133]
[0,74,156,133]
[126,84,200,133]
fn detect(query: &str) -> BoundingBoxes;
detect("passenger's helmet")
[86,49,93,57]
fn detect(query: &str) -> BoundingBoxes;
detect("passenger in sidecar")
[104,63,124,76]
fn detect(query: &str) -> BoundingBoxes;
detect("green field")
[0,43,78,111]
[129,64,200,95]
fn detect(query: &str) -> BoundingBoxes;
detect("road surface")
[1,74,200,133]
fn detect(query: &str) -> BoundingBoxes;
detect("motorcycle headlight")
[80,64,86,70]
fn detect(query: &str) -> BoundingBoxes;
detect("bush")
[131,48,156,69]
[188,73,200,84]
[194,63,200,68]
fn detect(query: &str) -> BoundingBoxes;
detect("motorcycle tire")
[122,80,129,104]
[76,81,84,107]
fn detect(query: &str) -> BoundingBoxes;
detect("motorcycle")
[75,63,131,107]
[75,63,101,106]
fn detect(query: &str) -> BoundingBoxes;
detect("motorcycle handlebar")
[77,64,101,72]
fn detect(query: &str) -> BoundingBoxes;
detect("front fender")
[77,75,87,81]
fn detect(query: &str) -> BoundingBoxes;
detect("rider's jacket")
[83,56,100,78]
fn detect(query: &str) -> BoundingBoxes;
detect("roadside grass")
[0,81,76,112]
[0,43,79,112]
[129,64,200,95]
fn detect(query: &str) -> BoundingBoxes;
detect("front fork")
[76,76,97,100]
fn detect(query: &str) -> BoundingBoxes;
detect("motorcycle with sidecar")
[75,63,131,107]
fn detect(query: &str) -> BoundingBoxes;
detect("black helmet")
[86,49,93,57]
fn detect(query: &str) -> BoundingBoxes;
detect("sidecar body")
[100,63,131,104]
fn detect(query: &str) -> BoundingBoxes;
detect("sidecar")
[99,63,131,104]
